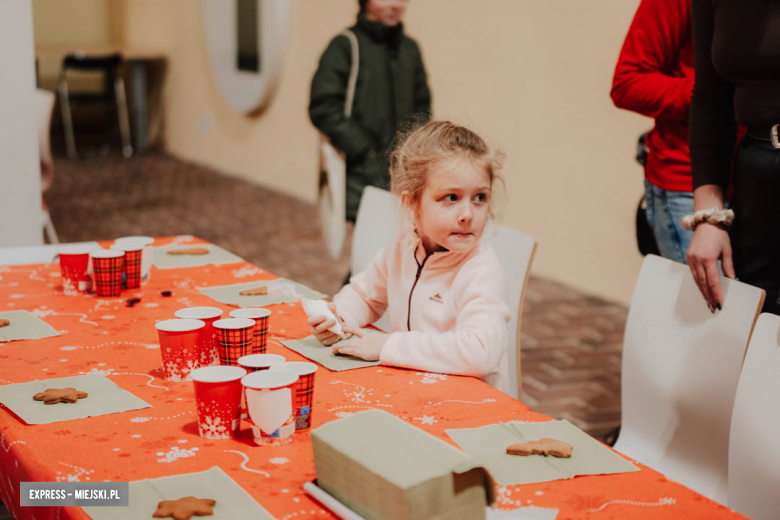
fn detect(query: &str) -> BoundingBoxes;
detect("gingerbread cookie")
[33,388,88,405]
[166,248,210,256]
[239,286,268,296]
[152,496,216,520]
[506,437,573,458]
[0,319,10,328]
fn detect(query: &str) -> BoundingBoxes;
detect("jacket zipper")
[407,252,430,331]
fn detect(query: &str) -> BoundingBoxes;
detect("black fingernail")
[716,303,722,311]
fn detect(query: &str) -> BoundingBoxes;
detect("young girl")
[308,121,511,394]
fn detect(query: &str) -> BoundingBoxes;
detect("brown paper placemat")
[281,336,380,371]
[82,466,275,519]
[198,279,327,306]
[153,244,244,269]
[0,310,60,343]
[0,374,151,425]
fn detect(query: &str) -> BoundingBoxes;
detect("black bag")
[635,131,660,256]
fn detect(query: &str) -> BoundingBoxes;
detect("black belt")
[747,124,780,148]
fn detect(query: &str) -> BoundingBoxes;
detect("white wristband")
[680,208,735,231]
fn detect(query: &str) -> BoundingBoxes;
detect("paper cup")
[213,318,256,366]
[229,308,271,354]
[175,307,223,367]
[242,371,298,446]
[58,246,95,295]
[111,239,146,289]
[90,249,125,298]
[237,353,285,372]
[155,319,205,382]
[269,362,318,430]
[114,236,153,285]
[191,365,246,439]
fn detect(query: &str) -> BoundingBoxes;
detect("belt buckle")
[772,124,780,149]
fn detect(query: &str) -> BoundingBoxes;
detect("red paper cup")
[229,308,271,354]
[175,307,223,367]
[242,371,298,446]
[90,249,125,298]
[213,318,255,366]
[111,239,145,289]
[191,365,246,439]
[114,236,154,285]
[269,362,318,430]
[58,246,95,295]
[237,354,285,372]
[155,318,205,382]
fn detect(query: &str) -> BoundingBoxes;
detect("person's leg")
[662,188,695,263]
[644,180,689,264]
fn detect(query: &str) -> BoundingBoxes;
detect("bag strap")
[341,29,359,118]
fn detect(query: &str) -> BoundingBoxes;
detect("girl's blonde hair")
[389,121,505,233]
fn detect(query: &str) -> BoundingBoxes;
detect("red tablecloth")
[0,238,746,520]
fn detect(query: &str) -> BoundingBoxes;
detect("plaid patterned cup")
[90,249,125,298]
[174,307,223,367]
[237,354,285,373]
[155,318,206,382]
[190,365,246,439]
[213,318,256,366]
[58,246,96,295]
[229,308,271,354]
[111,239,146,289]
[114,236,154,285]
[242,371,298,446]
[269,362,318,430]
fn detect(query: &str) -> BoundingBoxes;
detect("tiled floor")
[1,151,628,517]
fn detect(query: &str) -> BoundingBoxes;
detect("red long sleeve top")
[611,0,694,192]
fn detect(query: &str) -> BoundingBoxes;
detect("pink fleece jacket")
[333,234,511,394]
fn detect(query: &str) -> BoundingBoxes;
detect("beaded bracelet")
[680,208,735,231]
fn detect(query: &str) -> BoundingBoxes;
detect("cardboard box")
[312,410,493,520]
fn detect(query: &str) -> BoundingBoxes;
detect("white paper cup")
[242,371,298,446]
[237,353,286,372]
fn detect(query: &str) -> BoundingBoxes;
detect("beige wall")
[120,0,648,304]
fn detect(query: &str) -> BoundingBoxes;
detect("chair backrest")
[614,254,764,504]
[728,313,780,520]
[34,89,55,191]
[62,52,122,71]
[351,186,537,398]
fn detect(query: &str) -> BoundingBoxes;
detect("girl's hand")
[330,327,387,361]
[687,222,736,311]
[308,302,345,346]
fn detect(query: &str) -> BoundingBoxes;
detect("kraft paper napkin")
[152,244,244,269]
[0,310,60,343]
[83,467,275,520]
[281,336,380,371]
[197,278,327,306]
[0,375,150,425]
[446,420,638,485]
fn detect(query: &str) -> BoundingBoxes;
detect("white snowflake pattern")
[55,463,95,482]
[156,446,199,464]
[232,267,264,278]
[269,457,289,465]
[199,416,229,439]
[419,372,448,384]
[130,417,151,423]
[79,367,115,376]
[414,415,437,425]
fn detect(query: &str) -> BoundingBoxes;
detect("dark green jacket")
[310,15,432,220]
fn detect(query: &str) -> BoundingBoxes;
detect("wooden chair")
[728,313,780,520]
[351,186,537,398]
[613,254,764,504]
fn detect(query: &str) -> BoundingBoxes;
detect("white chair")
[728,313,780,520]
[35,88,59,244]
[613,254,764,504]
[351,186,537,398]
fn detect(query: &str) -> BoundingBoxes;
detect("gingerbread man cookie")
[239,286,268,296]
[166,248,210,256]
[0,319,10,328]
[33,388,88,405]
[506,437,573,458]
[152,496,216,520]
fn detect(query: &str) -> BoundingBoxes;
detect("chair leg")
[42,208,60,244]
[58,72,77,160]
[114,76,133,158]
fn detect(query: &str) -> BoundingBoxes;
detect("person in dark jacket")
[309,0,432,221]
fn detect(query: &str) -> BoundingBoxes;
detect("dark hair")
[358,0,368,12]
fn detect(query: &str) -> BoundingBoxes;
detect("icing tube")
[299,297,347,339]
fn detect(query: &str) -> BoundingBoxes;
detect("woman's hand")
[687,222,736,311]
[308,302,345,346]
[330,327,387,361]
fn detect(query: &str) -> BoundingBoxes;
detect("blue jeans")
[643,180,694,265]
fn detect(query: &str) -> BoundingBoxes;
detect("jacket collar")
[355,13,404,47]
[409,233,481,270]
